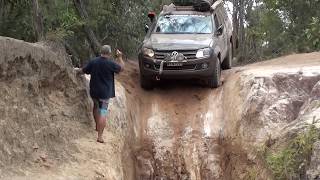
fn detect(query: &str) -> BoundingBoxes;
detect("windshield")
[154,15,213,34]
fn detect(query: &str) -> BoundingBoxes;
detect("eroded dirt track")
[1,37,319,180]
[118,53,320,180]
[118,62,234,179]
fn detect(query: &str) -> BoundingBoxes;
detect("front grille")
[154,50,198,61]
[154,64,197,70]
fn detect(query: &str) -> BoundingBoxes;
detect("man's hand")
[74,67,83,75]
[116,49,123,58]
[115,49,125,71]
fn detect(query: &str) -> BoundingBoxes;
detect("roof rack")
[162,0,223,14]
[175,6,195,11]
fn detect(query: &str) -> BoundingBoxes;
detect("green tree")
[0,0,35,42]
[1,0,319,65]
[264,0,320,52]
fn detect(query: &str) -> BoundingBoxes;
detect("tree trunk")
[238,0,245,61]
[31,0,44,41]
[0,0,4,17]
[73,0,101,56]
[0,1,4,28]
[232,0,239,53]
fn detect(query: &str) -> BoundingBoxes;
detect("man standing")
[75,45,124,143]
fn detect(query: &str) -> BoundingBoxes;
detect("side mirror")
[215,24,224,36]
[148,11,156,22]
[145,24,149,33]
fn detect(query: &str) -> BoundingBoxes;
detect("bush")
[266,120,320,180]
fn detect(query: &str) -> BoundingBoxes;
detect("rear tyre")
[140,75,154,90]
[208,58,221,88]
[221,42,233,70]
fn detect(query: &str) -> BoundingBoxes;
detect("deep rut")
[121,65,230,179]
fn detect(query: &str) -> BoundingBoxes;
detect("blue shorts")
[92,98,109,116]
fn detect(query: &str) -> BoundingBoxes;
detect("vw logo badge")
[171,51,179,61]
[164,51,186,61]
[171,51,179,57]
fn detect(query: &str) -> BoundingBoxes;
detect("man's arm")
[74,61,92,75]
[115,49,125,72]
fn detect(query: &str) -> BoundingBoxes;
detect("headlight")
[142,48,155,58]
[196,48,212,58]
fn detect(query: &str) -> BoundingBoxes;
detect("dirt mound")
[222,54,320,179]
[0,37,92,177]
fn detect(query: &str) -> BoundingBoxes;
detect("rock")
[135,150,155,180]
[222,63,320,179]
[42,163,52,169]
[40,154,47,162]
[94,170,105,177]
[32,143,39,150]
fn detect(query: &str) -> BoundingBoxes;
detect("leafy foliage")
[0,0,35,41]
[0,0,319,64]
[265,0,320,52]
[46,9,84,40]
[305,17,320,50]
[244,167,259,180]
[231,0,320,64]
[266,123,320,179]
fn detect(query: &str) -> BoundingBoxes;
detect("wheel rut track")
[119,62,232,180]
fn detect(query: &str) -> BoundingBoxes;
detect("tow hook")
[159,60,164,75]
[156,60,165,81]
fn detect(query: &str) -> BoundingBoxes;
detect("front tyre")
[221,42,232,70]
[140,75,154,90]
[208,58,221,88]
